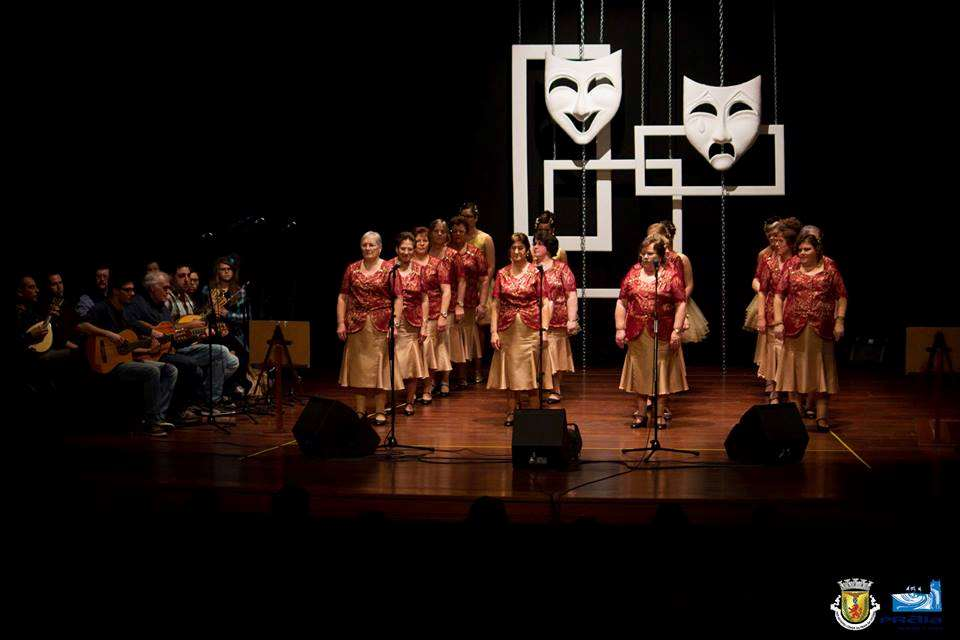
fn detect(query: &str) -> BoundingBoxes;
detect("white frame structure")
[512,45,786,299]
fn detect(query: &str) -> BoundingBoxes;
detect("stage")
[61,366,958,528]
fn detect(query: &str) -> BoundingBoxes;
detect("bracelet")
[456,301,464,307]
[836,316,845,320]
[439,311,448,318]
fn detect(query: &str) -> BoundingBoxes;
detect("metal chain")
[719,0,725,86]
[552,0,557,160]
[720,175,728,376]
[579,0,585,60]
[640,0,646,125]
[667,0,673,158]
[580,145,588,372]
[600,0,605,43]
[772,0,779,124]
[518,0,522,43]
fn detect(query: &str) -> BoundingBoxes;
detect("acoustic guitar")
[86,329,156,374]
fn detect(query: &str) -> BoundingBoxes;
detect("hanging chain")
[579,0,586,59]
[518,0,522,43]
[600,0,605,43]
[772,1,779,124]
[640,0,646,125]
[667,0,673,158]
[580,145,588,372]
[552,0,557,160]
[719,0,727,376]
[719,0,725,86]
[720,176,728,376]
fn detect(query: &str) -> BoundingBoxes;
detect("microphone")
[390,262,401,272]
[536,265,544,273]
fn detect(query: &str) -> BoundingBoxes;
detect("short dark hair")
[395,231,416,248]
[412,226,429,238]
[536,210,557,228]
[459,201,479,217]
[533,230,559,257]
[449,215,467,231]
[796,233,824,262]
[639,235,667,263]
[510,232,532,262]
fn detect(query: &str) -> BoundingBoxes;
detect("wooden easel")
[252,324,304,432]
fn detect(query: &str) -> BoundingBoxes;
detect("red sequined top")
[457,244,488,308]
[618,263,687,342]
[439,247,463,306]
[542,261,577,328]
[756,252,790,325]
[775,260,847,340]
[384,259,426,327]
[665,250,687,290]
[493,263,543,331]
[340,260,394,334]
[414,256,450,321]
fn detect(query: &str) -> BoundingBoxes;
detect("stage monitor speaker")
[293,396,380,458]
[512,408,582,469]
[724,403,808,464]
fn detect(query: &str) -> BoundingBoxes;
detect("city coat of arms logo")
[830,578,880,630]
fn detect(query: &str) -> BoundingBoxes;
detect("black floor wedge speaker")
[511,408,582,469]
[292,397,380,458]
[724,403,809,464]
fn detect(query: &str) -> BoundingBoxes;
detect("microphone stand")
[536,263,545,408]
[622,257,699,460]
[379,260,434,454]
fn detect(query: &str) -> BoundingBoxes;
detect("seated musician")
[76,265,110,318]
[16,275,76,401]
[125,270,239,408]
[44,272,81,352]
[76,278,178,436]
[200,255,251,397]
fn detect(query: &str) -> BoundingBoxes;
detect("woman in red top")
[532,231,578,404]
[488,233,554,426]
[448,215,489,389]
[427,219,460,397]
[773,233,848,431]
[755,221,799,402]
[336,231,404,425]
[616,236,688,429]
[748,218,783,359]
[412,225,452,405]
[386,232,430,416]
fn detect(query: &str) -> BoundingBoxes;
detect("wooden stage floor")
[61,366,959,527]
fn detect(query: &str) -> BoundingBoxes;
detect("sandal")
[804,408,816,420]
[815,418,831,433]
[504,412,514,427]
[631,410,648,429]
[355,410,366,421]
[662,408,672,421]
[473,373,485,385]
[455,379,469,390]
[371,412,387,426]
[403,403,415,416]
[437,383,450,397]
[420,393,433,405]
[546,392,562,404]
[656,417,668,430]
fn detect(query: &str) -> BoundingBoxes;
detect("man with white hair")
[124,270,239,412]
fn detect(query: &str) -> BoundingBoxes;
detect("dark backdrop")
[14,1,956,372]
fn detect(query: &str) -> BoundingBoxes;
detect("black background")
[13,1,957,371]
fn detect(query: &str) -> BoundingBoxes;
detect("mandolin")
[26,295,63,353]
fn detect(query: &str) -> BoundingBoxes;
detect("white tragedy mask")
[545,49,622,145]
[682,75,761,171]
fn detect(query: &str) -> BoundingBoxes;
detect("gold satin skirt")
[619,331,688,396]
[338,317,405,391]
[775,325,838,394]
[395,317,429,380]
[486,320,555,391]
[546,327,575,374]
[421,318,452,372]
[449,307,483,363]
[681,297,709,344]
[756,328,784,381]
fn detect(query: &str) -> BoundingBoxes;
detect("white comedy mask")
[545,50,622,145]
[682,75,761,171]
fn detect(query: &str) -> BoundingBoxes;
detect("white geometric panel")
[512,45,787,300]
[512,44,613,254]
